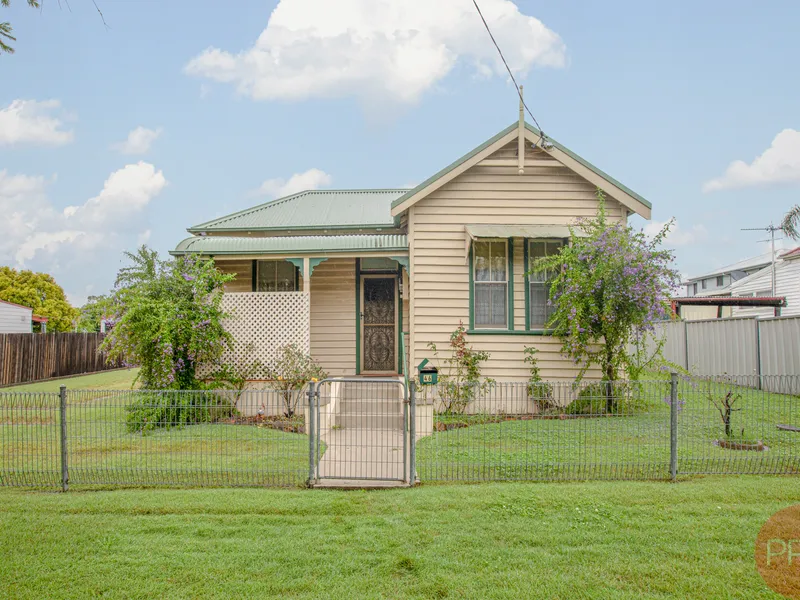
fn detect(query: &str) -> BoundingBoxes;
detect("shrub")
[523,346,555,409]
[427,322,492,414]
[125,391,235,434]
[265,344,327,417]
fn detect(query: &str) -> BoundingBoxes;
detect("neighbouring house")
[682,251,777,299]
[0,300,48,334]
[171,119,652,383]
[728,247,800,318]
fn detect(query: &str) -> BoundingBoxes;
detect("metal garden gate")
[307,378,415,486]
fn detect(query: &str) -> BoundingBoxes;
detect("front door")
[361,276,397,374]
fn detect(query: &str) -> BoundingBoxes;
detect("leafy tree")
[782,205,800,241]
[531,193,680,409]
[77,294,111,332]
[1,0,38,54]
[101,246,234,389]
[0,266,78,331]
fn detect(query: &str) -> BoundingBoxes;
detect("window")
[754,290,771,298]
[528,239,563,329]
[473,240,507,328]
[701,279,708,290]
[692,283,698,295]
[716,275,724,287]
[256,260,297,292]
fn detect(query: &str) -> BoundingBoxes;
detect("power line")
[470,0,548,143]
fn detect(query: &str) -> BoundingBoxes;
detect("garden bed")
[225,414,306,434]
[714,439,768,452]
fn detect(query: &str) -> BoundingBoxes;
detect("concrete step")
[340,382,404,402]
[339,413,405,430]
[339,399,403,413]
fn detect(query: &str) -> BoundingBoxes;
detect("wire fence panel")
[314,380,408,482]
[677,375,800,475]
[64,389,310,488]
[1,375,798,489]
[0,391,61,487]
[415,380,673,482]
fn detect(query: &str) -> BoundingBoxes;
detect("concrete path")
[316,428,407,484]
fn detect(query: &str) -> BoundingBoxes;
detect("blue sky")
[2,0,799,304]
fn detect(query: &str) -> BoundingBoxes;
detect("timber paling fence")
[0,375,798,490]
[0,333,122,387]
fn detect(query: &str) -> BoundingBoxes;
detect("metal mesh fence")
[1,388,311,488]
[0,391,61,487]
[415,380,672,482]
[1,375,798,489]
[676,375,800,475]
[415,376,800,482]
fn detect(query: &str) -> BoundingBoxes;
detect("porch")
[190,247,410,381]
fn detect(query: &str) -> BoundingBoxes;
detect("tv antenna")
[741,223,784,296]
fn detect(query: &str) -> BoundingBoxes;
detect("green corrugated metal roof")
[188,189,407,233]
[170,234,408,256]
[390,122,652,211]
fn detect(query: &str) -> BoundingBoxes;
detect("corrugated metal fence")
[0,333,121,387]
[650,316,800,394]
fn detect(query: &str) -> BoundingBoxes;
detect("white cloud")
[644,220,707,248]
[251,168,332,198]
[0,164,167,304]
[703,129,800,192]
[185,0,565,105]
[0,99,74,146]
[111,126,162,155]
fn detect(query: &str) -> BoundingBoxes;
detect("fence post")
[59,384,68,492]
[409,381,416,486]
[669,373,678,482]
[307,381,316,486]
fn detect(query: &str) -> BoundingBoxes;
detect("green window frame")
[469,239,514,331]
[524,238,564,332]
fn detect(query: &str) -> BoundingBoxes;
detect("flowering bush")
[531,193,680,409]
[265,344,327,417]
[101,246,234,390]
[427,322,492,414]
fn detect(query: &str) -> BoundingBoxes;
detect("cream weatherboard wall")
[407,141,627,381]
[309,258,356,377]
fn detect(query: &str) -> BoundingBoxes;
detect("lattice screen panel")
[200,292,310,379]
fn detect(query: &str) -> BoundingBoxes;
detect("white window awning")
[464,224,581,261]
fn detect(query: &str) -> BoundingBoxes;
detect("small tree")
[427,322,491,414]
[265,344,327,418]
[77,294,111,332]
[101,246,234,389]
[531,193,680,411]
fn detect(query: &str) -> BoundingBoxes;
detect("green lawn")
[0,477,794,599]
[2,368,140,393]
[417,377,800,481]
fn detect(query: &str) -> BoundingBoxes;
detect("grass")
[0,477,795,599]
[417,377,800,481]
[2,368,140,393]
[1,386,311,488]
